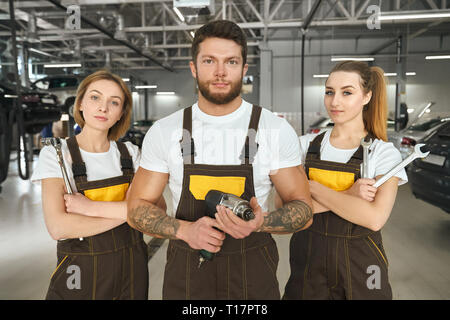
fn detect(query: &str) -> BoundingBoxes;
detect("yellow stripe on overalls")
[189,175,246,200]
[309,167,355,191]
[84,183,129,202]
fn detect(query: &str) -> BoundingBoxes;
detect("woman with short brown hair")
[32,69,157,300]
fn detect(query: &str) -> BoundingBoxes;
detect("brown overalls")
[45,137,148,300]
[162,105,280,300]
[283,132,392,300]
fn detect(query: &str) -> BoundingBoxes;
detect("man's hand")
[343,178,378,202]
[64,192,92,215]
[214,197,265,239]
[179,217,226,252]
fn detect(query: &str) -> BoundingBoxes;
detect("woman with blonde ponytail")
[283,61,408,300]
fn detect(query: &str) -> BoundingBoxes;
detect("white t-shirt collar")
[192,99,251,124]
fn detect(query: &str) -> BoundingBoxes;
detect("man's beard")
[196,75,243,105]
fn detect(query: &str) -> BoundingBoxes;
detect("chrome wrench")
[360,137,372,179]
[373,143,430,188]
[41,137,83,241]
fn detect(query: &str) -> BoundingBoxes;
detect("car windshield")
[408,118,444,131]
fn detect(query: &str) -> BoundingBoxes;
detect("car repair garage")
[0,0,449,301]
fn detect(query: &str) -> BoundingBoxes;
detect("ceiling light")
[331,57,374,62]
[156,92,175,95]
[173,7,185,22]
[135,85,157,89]
[425,55,450,60]
[379,12,450,21]
[44,63,81,68]
[313,74,329,78]
[383,72,417,77]
[122,78,130,82]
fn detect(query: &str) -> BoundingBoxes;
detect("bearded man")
[127,20,313,300]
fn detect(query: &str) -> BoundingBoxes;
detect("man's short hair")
[191,20,247,66]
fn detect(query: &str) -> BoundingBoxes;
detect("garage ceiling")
[0,0,449,74]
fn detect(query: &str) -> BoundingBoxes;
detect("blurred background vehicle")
[387,102,450,159]
[307,116,334,133]
[408,121,450,213]
[118,119,155,148]
[131,119,155,134]
[0,81,60,134]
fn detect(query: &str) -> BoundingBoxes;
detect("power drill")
[198,190,255,267]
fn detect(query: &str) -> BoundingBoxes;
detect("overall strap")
[66,136,87,187]
[239,105,262,165]
[179,106,196,165]
[304,131,326,176]
[115,141,134,176]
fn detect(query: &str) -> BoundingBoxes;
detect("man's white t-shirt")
[299,129,408,185]
[140,99,301,215]
[31,140,141,191]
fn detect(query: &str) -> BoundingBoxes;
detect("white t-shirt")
[299,129,408,185]
[31,140,141,192]
[140,99,301,215]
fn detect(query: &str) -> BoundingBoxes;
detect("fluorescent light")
[135,85,157,89]
[122,78,130,82]
[379,12,450,21]
[173,7,185,22]
[156,91,175,95]
[313,74,329,78]
[44,63,81,68]
[384,72,416,77]
[331,57,374,62]
[425,55,450,60]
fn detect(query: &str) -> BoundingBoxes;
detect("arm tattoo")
[261,200,312,233]
[129,204,179,239]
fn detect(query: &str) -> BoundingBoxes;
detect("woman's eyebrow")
[89,90,122,101]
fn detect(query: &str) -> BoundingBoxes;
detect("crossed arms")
[127,165,313,253]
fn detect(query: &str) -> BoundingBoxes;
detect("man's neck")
[197,94,243,116]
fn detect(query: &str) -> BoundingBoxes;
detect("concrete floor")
[0,157,449,300]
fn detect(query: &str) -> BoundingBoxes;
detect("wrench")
[360,137,372,179]
[41,137,83,241]
[373,143,430,188]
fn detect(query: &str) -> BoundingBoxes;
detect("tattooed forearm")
[129,204,179,239]
[260,200,312,233]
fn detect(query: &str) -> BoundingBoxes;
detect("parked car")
[119,128,145,148]
[31,75,82,115]
[132,119,155,134]
[0,81,60,134]
[408,121,450,213]
[389,117,450,159]
[307,117,334,133]
[119,119,155,148]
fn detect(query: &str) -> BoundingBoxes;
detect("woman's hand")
[344,178,378,202]
[63,193,94,216]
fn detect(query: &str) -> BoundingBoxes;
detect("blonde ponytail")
[363,66,388,141]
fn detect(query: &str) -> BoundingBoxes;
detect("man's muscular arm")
[259,199,312,233]
[128,203,179,239]
[215,166,313,238]
[127,167,225,252]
